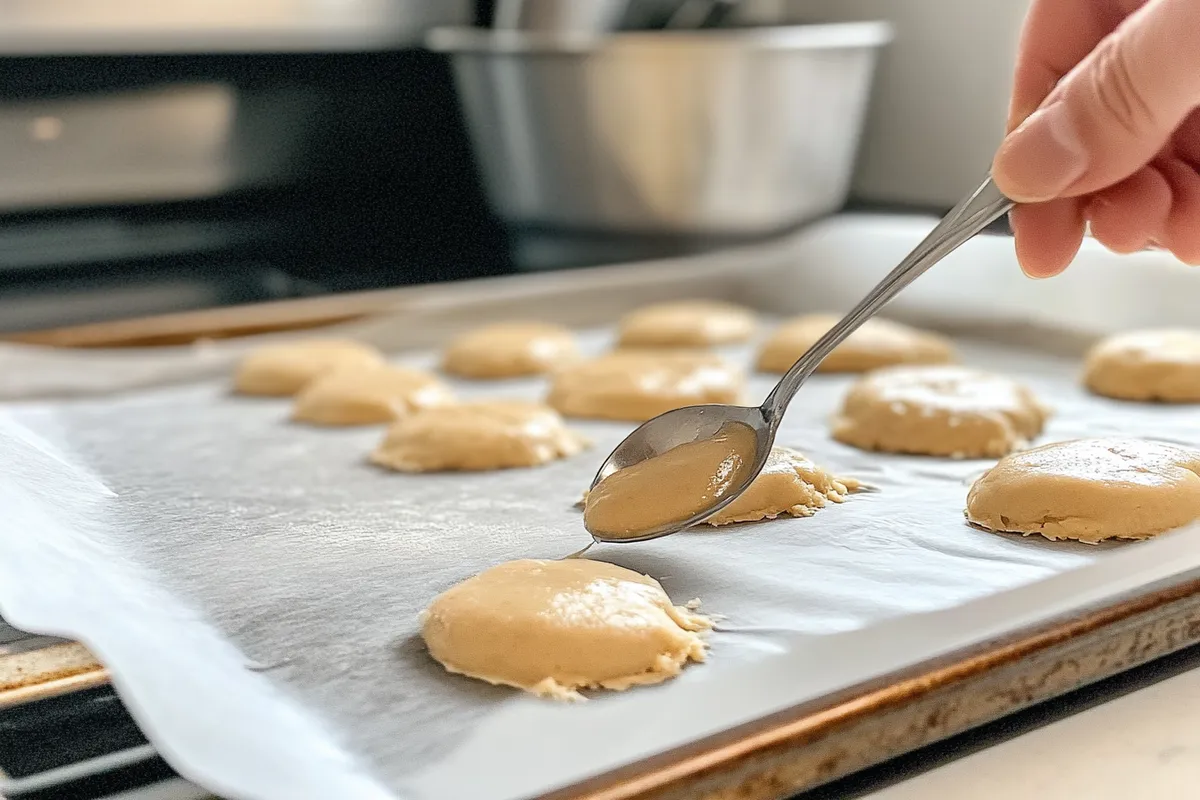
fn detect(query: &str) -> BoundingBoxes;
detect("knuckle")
[1087,35,1158,138]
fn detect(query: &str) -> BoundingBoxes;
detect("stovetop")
[0,620,197,800]
[0,212,757,335]
[0,202,970,336]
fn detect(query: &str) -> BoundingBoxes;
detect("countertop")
[830,644,1200,799]
[872,678,1200,798]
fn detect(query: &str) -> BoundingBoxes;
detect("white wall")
[739,0,1031,207]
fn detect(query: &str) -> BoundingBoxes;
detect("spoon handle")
[762,175,1014,421]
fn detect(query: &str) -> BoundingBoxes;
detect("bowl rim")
[426,21,893,55]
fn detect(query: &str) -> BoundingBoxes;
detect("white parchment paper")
[2,216,1199,800]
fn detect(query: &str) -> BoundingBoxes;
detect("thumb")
[993,0,1200,203]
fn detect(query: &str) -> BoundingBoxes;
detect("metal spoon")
[585,175,1014,543]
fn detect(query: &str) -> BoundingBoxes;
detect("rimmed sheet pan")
[2,214,1199,800]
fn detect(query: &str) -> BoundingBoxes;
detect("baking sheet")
[2,216,1200,800]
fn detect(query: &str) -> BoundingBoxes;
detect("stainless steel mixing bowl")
[428,23,892,235]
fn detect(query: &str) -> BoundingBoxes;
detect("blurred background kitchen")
[0,0,1026,335]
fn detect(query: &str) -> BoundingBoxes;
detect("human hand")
[991,0,1200,277]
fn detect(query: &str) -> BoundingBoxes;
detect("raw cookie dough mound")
[291,364,453,426]
[547,351,743,422]
[757,314,955,374]
[833,365,1049,458]
[234,339,384,396]
[708,447,860,525]
[616,300,756,348]
[442,321,578,379]
[370,400,587,472]
[966,438,1200,543]
[1083,329,1200,402]
[421,559,711,700]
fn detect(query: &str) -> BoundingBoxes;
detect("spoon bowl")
[587,404,775,543]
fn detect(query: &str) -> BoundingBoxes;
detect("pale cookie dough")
[833,366,1049,458]
[370,400,587,472]
[291,365,453,426]
[708,447,860,525]
[757,314,955,374]
[233,339,384,396]
[442,322,578,379]
[581,445,859,534]
[966,438,1200,543]
[584,422,759,539]
[616,300,756,348]
[421,559,711,701]
[547,351,743,422]
[1083,329,1200,403]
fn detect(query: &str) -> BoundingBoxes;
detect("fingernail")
[993,103,1087,203]
[1019,257,1066,280]
[1021,266,1053,280]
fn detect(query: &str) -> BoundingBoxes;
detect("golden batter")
[616,300,756,348]
[583,423,759,539]
[442,321,578,379]
[291,364,454,426]
[370,400,588,472]
[547,351,743,422]
[757,314,955,374]
[833,366,1049,458]
[966,438,1200,543]
[1083,329,1200,402]
[707,447,860,525]
[233,339,384,397]
[581,445,859,531]
[421,559,711,701]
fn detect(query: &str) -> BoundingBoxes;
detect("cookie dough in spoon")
[583,445,858,532]
[583,421,760,539]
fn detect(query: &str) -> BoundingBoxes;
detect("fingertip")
[992,140,1043,204]
[1020,261,1069,280]
[1010,200,1086,277]
[991,104,1089,204]
[1085,167,1172,254]
[1016,244,1070,279]
[1158,158,1200,265]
